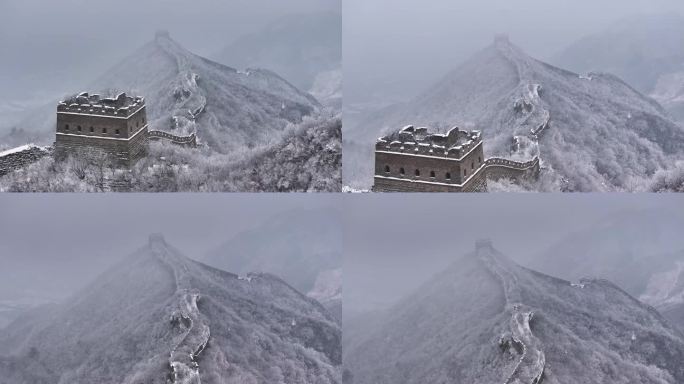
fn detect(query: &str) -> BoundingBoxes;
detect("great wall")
[149,130,197,147]
[0,91,200,180]
[372,35,552,193]
[149,234,210,384]
[373,125,540,192]
[475,240,546,384]
[0,145,52,177]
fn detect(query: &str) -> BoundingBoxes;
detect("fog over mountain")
[551,13,684,121]
[6,32,321,151]
[0,235,341,384]
[520,209,684,330]
[344,194,684,384]
[213,12,341,94]
[203,207,342,319]
[0,0,339,132]
[0,195,343,383]
[345,37,684,191]
[343,0,684,192]
[345,242,684,384]
[0,194,340,325]
[344,0,684,110]
[0,14,342,192]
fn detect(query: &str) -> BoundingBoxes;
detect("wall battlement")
[58,92,145,118]
[376,125,482,160]
[148,131,198,147]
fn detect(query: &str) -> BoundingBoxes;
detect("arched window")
[89,126,94,133]
[471,162,475,169]
[464,169,467,177]
[430,170,435,178]
[77,126,82,132]
[446,172,451,180]
[478,156,482,163]
[415,169,420,177]
[65,124,70,130]
[400,167,405,175]
[384,165,390,173]
[102,128,107,134]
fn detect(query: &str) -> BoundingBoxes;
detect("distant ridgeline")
[373,125,540,192]
[0,91,197,175]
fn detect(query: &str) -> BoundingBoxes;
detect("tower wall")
[374,140,486,191]
[54,94,149,166]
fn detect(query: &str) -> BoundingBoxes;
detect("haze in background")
[344,193,684,316]
[0,194,338,301]
[343,0,684,109]
[0,0,339,128]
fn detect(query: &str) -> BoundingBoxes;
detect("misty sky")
[0,194,338,301]
[343,0,684,106]
[0,0,339,107]
[344,193,684,315]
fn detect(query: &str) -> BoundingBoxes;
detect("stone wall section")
[0,146,52,176]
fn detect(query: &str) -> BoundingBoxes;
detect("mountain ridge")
[346,37,684,191]
[344,241,684,383]
[0,234,341,384]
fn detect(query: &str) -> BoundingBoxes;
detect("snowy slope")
[551,14,684,123]
[93,31,321,153]
[213,12,342,92]
[346,37,684,191]
[551,14,684,94]
[203,208,342,317]
[0,234,341,384]
[522,210,684,330]
[344,241,684,384]
[6,31,321,153]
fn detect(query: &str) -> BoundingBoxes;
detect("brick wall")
[0,146,52,177]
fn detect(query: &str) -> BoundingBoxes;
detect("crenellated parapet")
[376,125,482,160]
[57,92,145,118]
[148,130,197,147]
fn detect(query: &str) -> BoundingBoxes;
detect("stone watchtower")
[54,92,149,166]
[373,125,487,192]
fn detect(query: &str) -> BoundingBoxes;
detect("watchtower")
[54,92,149,166]
[373,125,487,192]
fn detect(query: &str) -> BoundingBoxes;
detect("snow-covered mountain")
[0,234,341,384]
[203,208,342,319]
[345,36,684,191]
[94,31,320,152]
[7,31,321,153]
[213,12,342,93]
[344,241,684,384]
[520,209,684,330]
